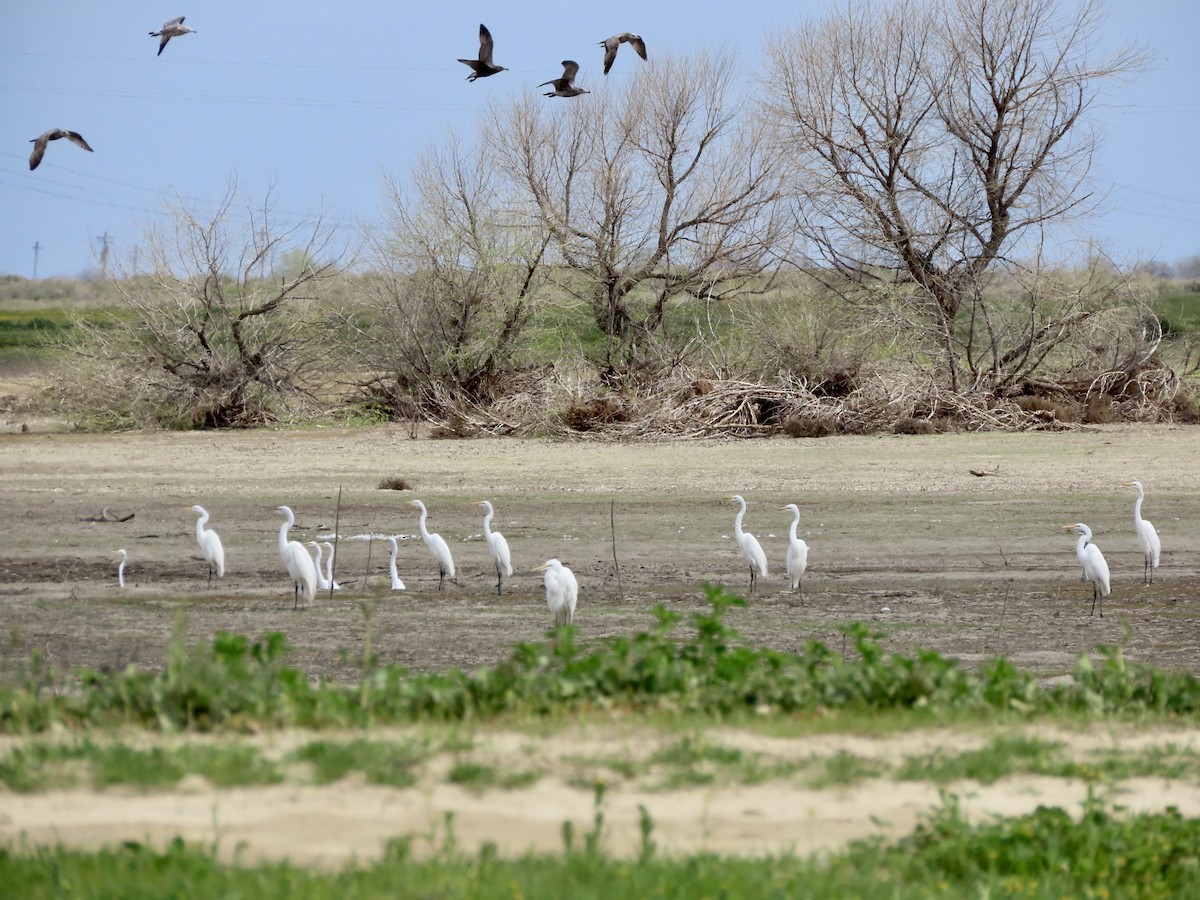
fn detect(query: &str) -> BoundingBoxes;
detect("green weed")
[288,738,427,787]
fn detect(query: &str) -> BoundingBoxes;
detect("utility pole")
[31,241,41,279]
[97,232,111,277]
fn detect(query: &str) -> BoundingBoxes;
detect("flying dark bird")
[28,129,93,171]
[600,32,647,75]
[458,23,506,81]
[539,60,589,98]
[150,16,196,56]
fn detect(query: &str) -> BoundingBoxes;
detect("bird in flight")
[150,16,196,56]
[539,60,589,98]
[28,129,93,171]
[599,32,647,75]
[458,23,507,81]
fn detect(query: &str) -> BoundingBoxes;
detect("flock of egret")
[111,480,1163,624]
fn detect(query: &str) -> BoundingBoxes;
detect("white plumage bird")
[478,500,513,595]
[277,505,317,609]
[408,499,456,590]
[1063,522,1111,617]
[1123,480,1161,584]
[536,558,578,627]
[115,548,127,589]
[191,504,225,583]
[724,495,768,594]
[387,537,406,591]
[778,503,810,599]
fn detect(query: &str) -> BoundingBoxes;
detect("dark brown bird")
[28,129,94,171]
[539,60,589,98]
[600,32,647,75]
[458,23,507,81]
[149,16,196,56]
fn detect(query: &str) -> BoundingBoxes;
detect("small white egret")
[322,541,342,591]
[1063,523,1111,617]
[115,548,127,589]
[190,505,225,583]
[478,500,513,595]
[1122,481,1161,585]
[535,558,578,627]
[723,495,768,594]
[277,505,317,609]
[307,541,331,591]
[407,499,456,590]
[778,503,810,599]
[387,537,406,591]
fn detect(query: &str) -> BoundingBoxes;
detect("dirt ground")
[1,422,1199,862]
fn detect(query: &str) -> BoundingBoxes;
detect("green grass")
[287,738,428,788]
[0,740,282,792]
[4,588,1200,735]
[1155,290,1200,336]
[447,760,542,792]
[2,793,1197,898]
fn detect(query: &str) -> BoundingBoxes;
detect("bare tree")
[351,133,552,417]
[491,51,788,375]
[62,183,340,428]
[764,0,1145,391]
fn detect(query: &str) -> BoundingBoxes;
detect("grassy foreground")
[4,587,1200,734]
[3,793,1198,899]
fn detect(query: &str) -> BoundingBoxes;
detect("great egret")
[322,541,342,591]
[1063,523,1111,617]
[277,505,317,609]
[458,23,506,81]
[115,548,127,589]
[307,541,331,591]
[149,16,196,56]
[723,495,768,594]
[387,537,406,591]
[478,500,513,595]
[600,32,647,75]
[536,559,578,627]
[190,505,225,583]
[407,499,456,590]
[778,504,810,599]
[1123,481,1161,585]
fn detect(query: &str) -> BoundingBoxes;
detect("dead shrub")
[1014,395,1081,423]
[561,395,630,432]
[1083,394,1119,424]
[377,477,412,491]
[782,414,835,438]
[893,417,938,435]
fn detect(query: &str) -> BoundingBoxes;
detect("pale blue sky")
[2,1,1197,278]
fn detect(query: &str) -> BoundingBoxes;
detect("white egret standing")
[1122,481,1161,585]
[277,506,317,609]
[190,505,225,583]
[778,504,810,599]
[115,549,127,589]
[1063,523,1111,617]
[723,495,768,594]
[478,500,512,595]
[536,559,578,627]
[407,500,456,590]
[322,541,342,591]
[308,541,330,591]
[387,537,406,591]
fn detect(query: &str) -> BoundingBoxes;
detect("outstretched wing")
[28,135,48,170]
[478,23,495,65]
[65,131,93,153]
[629,35,647,61]
[164,16,186,28]
[561,60,580,82]
[602,38,618,75]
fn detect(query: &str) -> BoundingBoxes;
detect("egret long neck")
[278,520,289,554]
[1133,491,1145,525]
[195,512,208,542]
[788,510,800,542]
[417,508,430,540]
[1075,533,1090,559]
[733,501,746,536]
